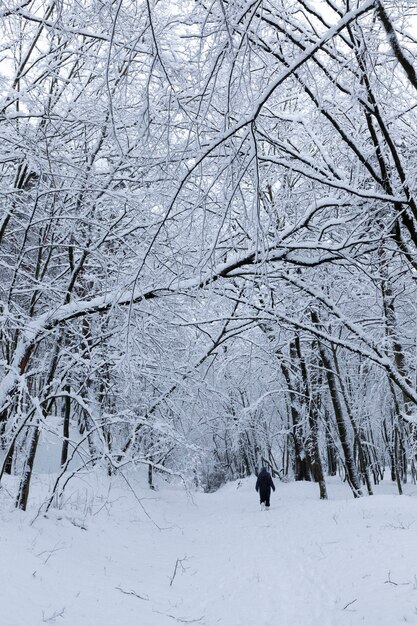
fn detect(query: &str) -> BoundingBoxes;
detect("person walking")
[256,467,275,510]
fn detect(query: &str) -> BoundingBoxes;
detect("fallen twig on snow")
[115,586,149,601]
[153,610,204,624]
[384,571,410,586]
[170,556,189,586]
[42,607,65,622]
[118,470,164,530]
[342,598,357,610]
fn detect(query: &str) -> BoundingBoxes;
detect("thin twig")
[42,607,65,622]
[342,598,357,610]
[170,556,188,587]
[384,571,410,586]
[115,586,149,601]
[118,470,163,530]
[153,610,204,624]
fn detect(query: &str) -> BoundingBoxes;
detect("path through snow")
[1,476,417,625]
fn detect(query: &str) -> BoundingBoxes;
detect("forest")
[1,0,417,511]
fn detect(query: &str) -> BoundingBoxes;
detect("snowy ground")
[1,473,417,626]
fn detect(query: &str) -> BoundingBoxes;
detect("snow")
[1,474,417,625]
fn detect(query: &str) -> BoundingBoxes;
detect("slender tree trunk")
[281,360,310,481]
[295,336,327,499]
[14,335,63,507]
[148,463,155,490]
[312,311,362,497]
[61,384,71,467]
[326,424,338,476]
[3,441,15,475]
[331,346,373,495]
[387,376,405,494]
[0,342,36,477]
[16,424,40,511]
[394,425,403,496]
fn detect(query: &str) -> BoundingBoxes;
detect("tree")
[2,0,417,508]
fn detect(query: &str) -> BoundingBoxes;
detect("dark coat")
[256,468,275,497]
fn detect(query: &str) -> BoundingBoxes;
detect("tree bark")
[295,336,327,499]
[16,425,40,511]
[311,311,362,497]
[61,384,71,467]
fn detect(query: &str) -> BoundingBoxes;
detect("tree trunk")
[326,423,338,477]
[295,336,327,499]
[16,425,40,511]
[281,360,311,481]
[312,311,362,497]
[331,346,373,495]
[61,384,71,467]
[148,463,155,490]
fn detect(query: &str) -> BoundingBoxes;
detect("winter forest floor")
[1,474,417,626]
